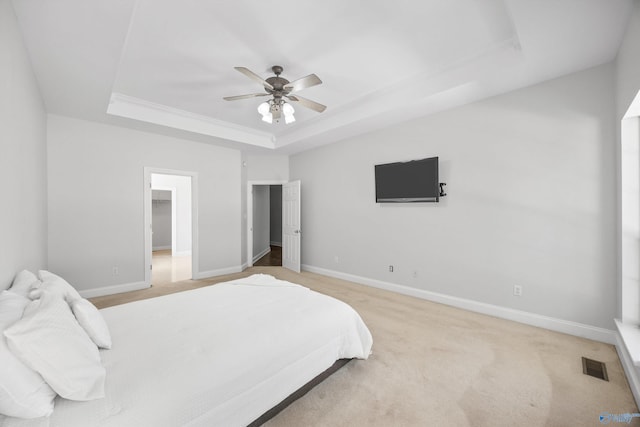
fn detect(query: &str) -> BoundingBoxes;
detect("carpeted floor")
[90,267,639,426]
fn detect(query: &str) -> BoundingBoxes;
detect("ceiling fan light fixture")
[229,66,324,125]
[257,101,273,123]
[257,101,270,116]
[283,102,295,124]
[283,102,294,116]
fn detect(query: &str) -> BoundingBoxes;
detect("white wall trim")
[270,241,282,247]
[615,327,640,408]
[152,245,171,251]
[302,264,617,345]
[108,93,275,149]
[79,281,149,299]
[253,246,271,264]
[192,265,244,280]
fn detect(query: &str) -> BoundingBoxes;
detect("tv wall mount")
[439,183,447,197]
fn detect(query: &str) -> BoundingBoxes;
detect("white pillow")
[34,271,82,303]
[0,291,56,418]
[8,270,40,299]
[4,292,106,401]
[71,299,112,349]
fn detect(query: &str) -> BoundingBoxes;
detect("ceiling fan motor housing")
[265,78,290,96]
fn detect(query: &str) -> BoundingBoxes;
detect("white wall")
[0,0,48,289]
[291,63,617,330]
[246,154,289,181]
[47,115,242,291]
[270,185,283,246]
[252,186,270,260]
[617,0,640,121]
[152,174,191,255]
[152,197,171,250]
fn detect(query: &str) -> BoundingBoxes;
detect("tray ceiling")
[12,0,632,153]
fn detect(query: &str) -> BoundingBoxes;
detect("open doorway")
[247,180,301,272]
[251,184,283,266]
[151,174,192,285]
[144,168,198,287]
[248,181,285,267]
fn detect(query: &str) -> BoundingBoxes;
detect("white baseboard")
[270,241,282,247]
[79,281,149,298]
[80,264,245,298]
[152,245,171,251]
[302,265,616,345]
[252,246,271,263]
[615,325,640,408]
[193,265,243,280]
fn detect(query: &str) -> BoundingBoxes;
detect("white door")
[282,180,301,272]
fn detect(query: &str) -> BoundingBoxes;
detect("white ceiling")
[12,0,632,154]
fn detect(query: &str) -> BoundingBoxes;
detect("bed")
[0,273,373,427]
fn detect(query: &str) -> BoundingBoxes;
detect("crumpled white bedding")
[0,274,372,427]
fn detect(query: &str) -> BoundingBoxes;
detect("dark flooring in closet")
[254,245,282,267]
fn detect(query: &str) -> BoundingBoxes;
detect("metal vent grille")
[582,357,609,381]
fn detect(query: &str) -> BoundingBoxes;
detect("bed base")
[247,358,352,426]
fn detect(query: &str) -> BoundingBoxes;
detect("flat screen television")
[375,156,440,203]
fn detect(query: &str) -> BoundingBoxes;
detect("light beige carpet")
[91,267,639,427]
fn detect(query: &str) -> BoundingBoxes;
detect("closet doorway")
[248,182,284,267]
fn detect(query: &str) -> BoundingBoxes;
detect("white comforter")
[0,274,372,427]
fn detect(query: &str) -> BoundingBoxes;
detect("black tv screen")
[375,157,439,203]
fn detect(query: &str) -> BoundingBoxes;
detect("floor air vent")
[582,357,609,381]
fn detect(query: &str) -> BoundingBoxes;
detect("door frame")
[144,167,199,286]
[247,180,287,267]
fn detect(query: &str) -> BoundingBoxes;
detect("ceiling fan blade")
[284,74,322,93]
[234,67,274,90]
[223,93,269,101]
[286,95,327,113]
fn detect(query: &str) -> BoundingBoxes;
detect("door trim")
[144,167,199,286]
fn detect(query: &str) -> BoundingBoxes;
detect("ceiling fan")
[223,65,326,124]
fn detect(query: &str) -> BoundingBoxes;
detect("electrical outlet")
[513,285,522,297]
[412,270,418,278]
[334,256,340,264]
[113,266,119,276]
[389,265,394,273]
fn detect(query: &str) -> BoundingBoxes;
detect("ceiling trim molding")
[107,93,276,148]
